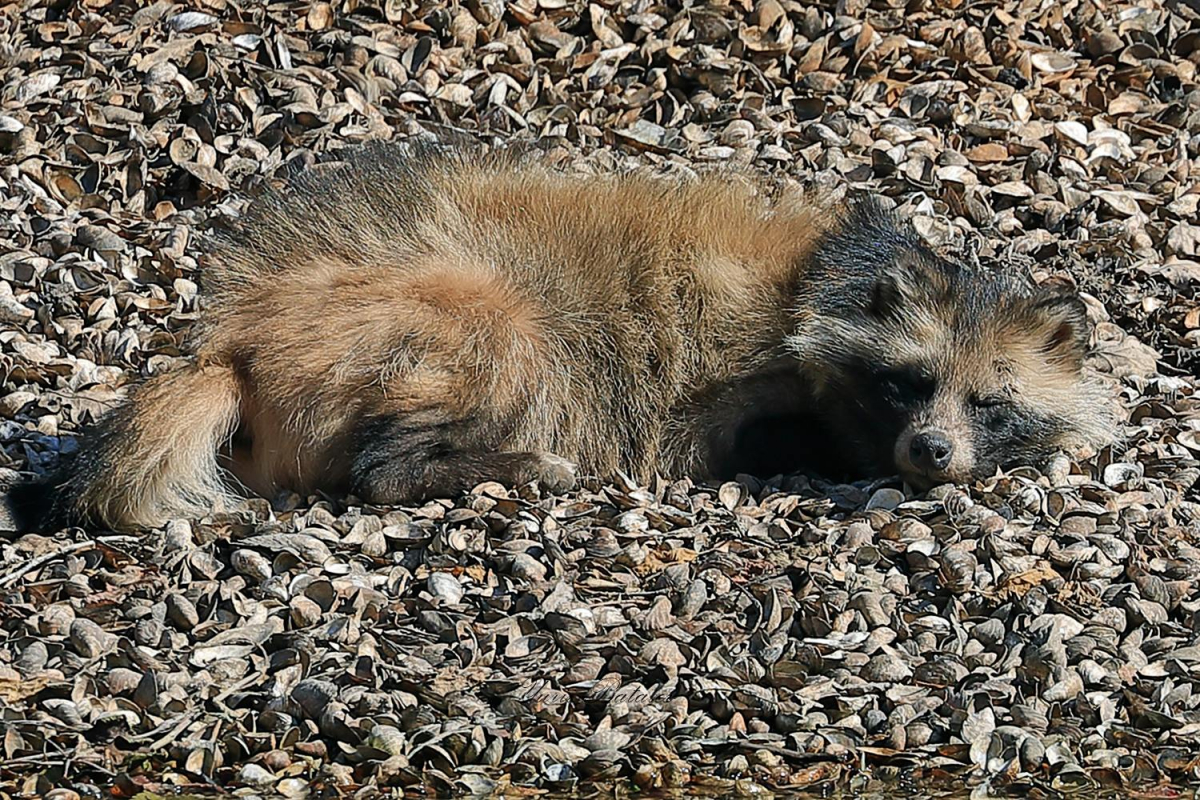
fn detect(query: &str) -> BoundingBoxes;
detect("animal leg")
[350,414,577,504]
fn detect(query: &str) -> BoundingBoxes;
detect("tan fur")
[207,174,821,492]
[78,363,242,529]
[67,149,837,529]
[34,143,1116,530]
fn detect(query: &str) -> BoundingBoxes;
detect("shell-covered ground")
[1,0,1199,797]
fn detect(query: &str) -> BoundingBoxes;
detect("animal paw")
[532,452,579,494]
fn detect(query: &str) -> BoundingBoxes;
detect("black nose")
[910,431,954,471]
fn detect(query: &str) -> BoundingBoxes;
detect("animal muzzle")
[909,430,954,472]
[894,426,972,488]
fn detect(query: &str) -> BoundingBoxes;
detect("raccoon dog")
[9,142,1119,531]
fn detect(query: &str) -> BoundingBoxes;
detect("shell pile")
[1,0,1198,796]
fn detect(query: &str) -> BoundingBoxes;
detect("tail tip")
[0,471,62,535]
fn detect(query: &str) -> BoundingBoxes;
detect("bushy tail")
[5,363,242,532]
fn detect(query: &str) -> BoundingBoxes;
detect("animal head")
[787,198,1120,489]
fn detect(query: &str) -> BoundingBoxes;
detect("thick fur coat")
[9,142,1119,531]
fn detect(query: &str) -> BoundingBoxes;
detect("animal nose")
[910,431,954,472]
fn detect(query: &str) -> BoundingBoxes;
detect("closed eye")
[878,367,936,407]
[971,395,1015,431]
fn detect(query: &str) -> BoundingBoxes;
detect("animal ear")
[868,257,941,318]
[1026,289,1090,366]
[868,269,907,317]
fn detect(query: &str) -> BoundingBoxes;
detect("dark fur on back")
[6,142,1120,532]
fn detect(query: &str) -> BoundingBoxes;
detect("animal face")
[787,202,1119,489]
